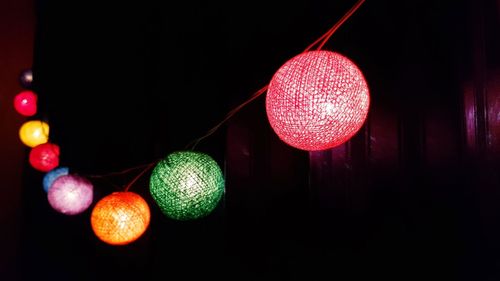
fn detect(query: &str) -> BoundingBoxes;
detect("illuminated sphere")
[266,50,370,151]
[19,69,33,88]
[47,174,93,215]
[13,90,37,116]
[19,120,49,147]
[29,143,60,172]
[43,166,69,192]
[91,192,151,246]
[149,151,225,221]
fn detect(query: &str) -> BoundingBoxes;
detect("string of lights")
[13,0,368,246]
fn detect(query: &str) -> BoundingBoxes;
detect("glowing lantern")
[43,167,69,192]
[19,120,49,147]
[91,192,150,246]
[29,143,60,172]
[47,174,93,215]
[149,151,225,221]
[266,50,370,151]
[14,90,37,116]
[19,69,33,88]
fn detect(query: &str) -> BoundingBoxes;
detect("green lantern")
[149,151,225,220]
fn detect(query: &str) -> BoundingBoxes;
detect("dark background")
[6,0,500,280]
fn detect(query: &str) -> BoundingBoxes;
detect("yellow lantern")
[19,120,49,147]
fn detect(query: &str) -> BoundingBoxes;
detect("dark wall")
[228,1,500,280]
[0,0,35,278]
[12,0,500,280]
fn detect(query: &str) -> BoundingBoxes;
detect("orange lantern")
[91,192,150,246]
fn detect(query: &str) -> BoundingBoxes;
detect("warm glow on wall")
[91,192,150,246]
[19,120,49,147]
[266,50,370,151]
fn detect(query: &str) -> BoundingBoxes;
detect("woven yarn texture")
[91,192,150,245]
[47,174,93,215]
[149,151,225,221]
[29,143,60,172]
[19,120,49,148]
[266,50,370,151]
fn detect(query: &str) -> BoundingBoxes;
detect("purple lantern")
[47,174,93,215]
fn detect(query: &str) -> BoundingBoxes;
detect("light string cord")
[185,0,366,151]
[81,0,366,191]
[86,159,162,191]
[312,0,366,51]
[123,161,158,192]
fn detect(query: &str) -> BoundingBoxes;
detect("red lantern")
[266,50,370,151]
[29,143,60,172]
[14,90,37,116]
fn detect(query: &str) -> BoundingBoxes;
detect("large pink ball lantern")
[29,143,60,172]
[266,50,370,151]
[47,174,93,215]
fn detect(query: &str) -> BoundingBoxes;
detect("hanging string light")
[265,50,370,151]
[47,174,93,215]
[13,90,37,116]
[186,0,367,152]
[149,151,225,221]
[29,142,60,172]
[19,120,49,148]
[43,166,69,192]
[91,192,150,246]
[13,0,367,246]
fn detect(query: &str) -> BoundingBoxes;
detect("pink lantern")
[29,143,60,172]
[14,90,37,116]
[47,174,93,215]
[266,50,370,151]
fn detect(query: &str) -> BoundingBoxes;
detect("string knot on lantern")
[19,68,33,88]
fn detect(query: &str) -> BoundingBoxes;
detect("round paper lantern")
[91,192,150,246]
[13,90,37,116]
[43,166,69,192]
[19,69,33,88]
[47,174,93,215]
[266,50,370,151]
[19,120,49,147]
[150,151,225,221]
[29,143,60,172]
